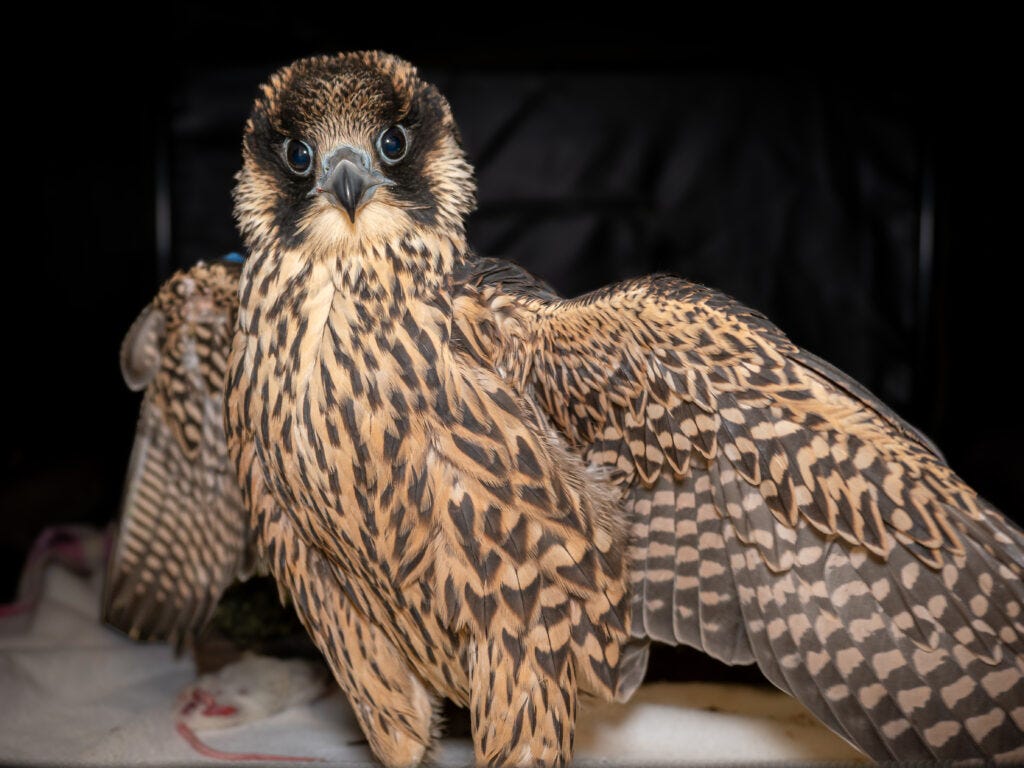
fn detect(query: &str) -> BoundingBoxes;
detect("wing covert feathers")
[455,265,1024,761]
[104,261,254,649]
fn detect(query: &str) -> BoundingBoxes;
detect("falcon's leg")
[261,508,436,767]
[469,627,577,767]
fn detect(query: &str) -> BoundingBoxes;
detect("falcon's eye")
[283,139,313,176]
[377,125,408,164]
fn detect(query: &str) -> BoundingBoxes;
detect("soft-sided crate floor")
[0,528,865,766]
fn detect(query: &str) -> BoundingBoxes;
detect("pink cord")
[175,688,324,762]
[0,601,29,618]
[175,721,324,763]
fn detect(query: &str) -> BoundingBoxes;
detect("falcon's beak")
[319,145,393,223]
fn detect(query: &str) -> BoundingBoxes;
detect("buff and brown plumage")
[122,51,1019,766]
[104,260,255,649]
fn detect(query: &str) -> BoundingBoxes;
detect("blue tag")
[222,252,245,264]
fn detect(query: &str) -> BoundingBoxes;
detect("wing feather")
[455,262,1024,761]
[103,261,254,650]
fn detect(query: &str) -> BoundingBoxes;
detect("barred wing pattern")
[459,267,1024,762]
[103,261,254,649]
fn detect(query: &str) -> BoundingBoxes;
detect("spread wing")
[103,262,255,650]
[455,262,1024,762]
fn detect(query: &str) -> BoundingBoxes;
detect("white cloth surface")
[0,540,866,765]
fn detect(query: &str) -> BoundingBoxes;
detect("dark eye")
[377,125,408,163]
[283,138,313,176]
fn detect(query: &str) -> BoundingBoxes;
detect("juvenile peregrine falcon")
[225,52,1024,765]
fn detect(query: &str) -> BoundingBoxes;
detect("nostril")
[325,145,372,173]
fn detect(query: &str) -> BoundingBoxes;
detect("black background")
[4,9,1021,660]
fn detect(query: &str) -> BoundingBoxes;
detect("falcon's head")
[234,51,476,257]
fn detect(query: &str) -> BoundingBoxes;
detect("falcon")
[224,52,1024,766]
[105,259,255,648]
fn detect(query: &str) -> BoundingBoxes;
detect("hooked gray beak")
[319,145,392,222]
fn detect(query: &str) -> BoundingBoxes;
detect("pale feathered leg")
[469,628,577,767]
[266,512,436,767]
[238,443,437,768]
